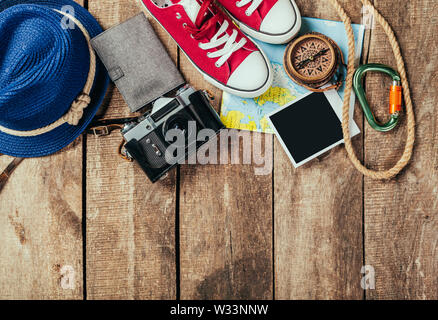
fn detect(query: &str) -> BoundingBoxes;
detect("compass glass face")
[291,37,334,80]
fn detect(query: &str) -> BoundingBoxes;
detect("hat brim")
[0,0,109,158]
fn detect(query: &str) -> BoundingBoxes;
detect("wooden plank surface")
[364,0,438,299]
[85,0,177,299]
[0,145,84,299]
[274,0,365,299]
[178,58,274,299]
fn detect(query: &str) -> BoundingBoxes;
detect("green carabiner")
[353,63,403,132]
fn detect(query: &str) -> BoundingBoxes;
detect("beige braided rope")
[0,10,96,137]
[328,0,415,180]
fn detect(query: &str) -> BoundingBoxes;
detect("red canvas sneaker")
[217,0,301,44]
[139,0,273,98]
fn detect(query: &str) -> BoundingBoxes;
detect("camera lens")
[169,120,187,134]
[163,114,194,144]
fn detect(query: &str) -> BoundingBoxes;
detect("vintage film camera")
[122,86,225,183]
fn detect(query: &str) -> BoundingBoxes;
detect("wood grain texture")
[0,143,83,299]
[85,0,177,299]
[364,0,438,299]
[274,0,365,300]
[178,54,274,299]
[0,0,86,300]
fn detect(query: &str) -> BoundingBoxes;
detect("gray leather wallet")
[91,13,185,112]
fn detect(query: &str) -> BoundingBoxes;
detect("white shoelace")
[236,0,264,16]
[198,20,247,67]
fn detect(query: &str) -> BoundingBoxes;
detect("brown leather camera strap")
[0,154,24,193]
[87,118,135,162]
[0,117,136,193]
[86,123,125,137]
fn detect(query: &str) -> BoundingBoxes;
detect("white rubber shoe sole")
[227,0,302,45]
[137,0,273,98]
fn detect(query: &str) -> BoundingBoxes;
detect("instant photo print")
[267,91,360,168]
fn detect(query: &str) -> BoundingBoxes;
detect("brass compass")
[284,32,344,92]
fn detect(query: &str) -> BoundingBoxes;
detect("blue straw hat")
[0,0,109,157]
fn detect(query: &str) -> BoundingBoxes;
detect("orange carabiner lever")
[389,84,403,115]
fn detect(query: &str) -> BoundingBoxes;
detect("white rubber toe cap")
[227,51,270,93]
[260,0,296,35]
